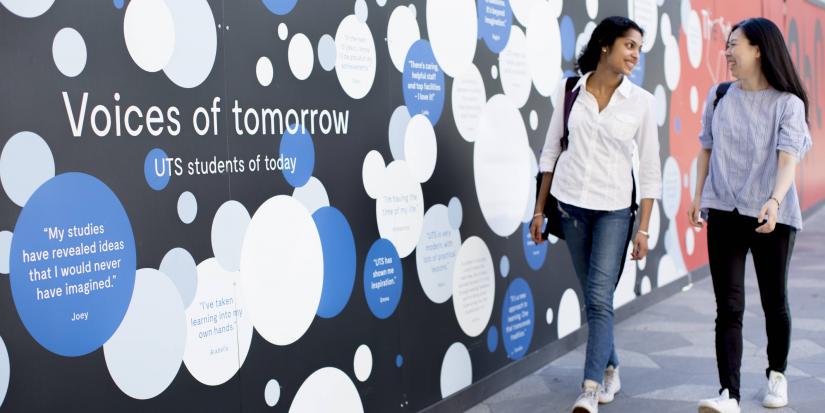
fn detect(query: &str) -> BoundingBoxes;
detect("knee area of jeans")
[585,300,615,317]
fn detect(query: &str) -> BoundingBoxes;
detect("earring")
[601,48,607,54]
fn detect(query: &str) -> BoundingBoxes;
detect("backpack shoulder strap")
[560,76,581,151]
[713,82,732,110]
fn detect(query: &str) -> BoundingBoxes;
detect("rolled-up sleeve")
[538,78,568,172]
[777,95,812,160]
[698,84,719,149]
[637,93,662,199]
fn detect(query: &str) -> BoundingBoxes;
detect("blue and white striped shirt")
[699,81,812,230]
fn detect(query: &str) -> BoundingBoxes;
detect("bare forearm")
[637,198,654,231]
[534,172,553,214]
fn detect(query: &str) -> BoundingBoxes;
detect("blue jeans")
[558,201,632,384]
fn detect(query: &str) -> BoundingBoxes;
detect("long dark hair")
[576,16,644,74]
[732,17,809,123]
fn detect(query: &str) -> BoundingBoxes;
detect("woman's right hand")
[687,198,703,228]
[529,215,545,244]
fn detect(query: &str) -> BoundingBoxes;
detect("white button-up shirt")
[539,72,662,211]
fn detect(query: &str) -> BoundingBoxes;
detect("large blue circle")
[522,222,548,270]
[144,148,170,191]
[261,0,298,15]
[402,40,446,125]
[279,126,315,188]
[501,278,534,360]
[9,173,136,357]
[560,15,576,62]
[477,0,513,54]
[628,52,646,86]
[313,206,356,319]
[363,239,403,319]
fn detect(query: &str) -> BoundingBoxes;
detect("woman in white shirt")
[530,16,662,413]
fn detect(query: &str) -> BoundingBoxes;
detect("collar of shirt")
[573,71,633,100]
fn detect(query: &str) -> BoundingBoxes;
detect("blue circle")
[113,0,124,9]
[313,207,356,319]
[500,255,510,278]
[501,278,535,360]
[261,0,298,15]
[395,354,404,367]
[363,239,403,319]
[628,52,646,86]
[447,197,463,229]
[9,173,136,357]
[144,148,170,191]
[279,126,315,188]
[560,15,576,62]
[522,222,547,270]
[487,325,499,352]
[563,69,578,78]
[402,40,446,125]
[477,0,513,54]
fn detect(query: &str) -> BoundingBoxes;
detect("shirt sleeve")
[636,93,662,200]
[698,84,719,149]
[777,95,812,160]
[538,78,569,172]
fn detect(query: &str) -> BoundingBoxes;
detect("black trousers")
[706,209,796,401]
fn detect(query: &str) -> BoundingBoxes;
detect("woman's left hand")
[631,232,649,261]
[756,199,779,233]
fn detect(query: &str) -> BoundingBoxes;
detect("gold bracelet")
[637,229,650,238]
[533,212,544,218]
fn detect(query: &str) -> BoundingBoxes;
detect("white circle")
[265,379,281,407]
[586,0,598,19]
[408,3,416,17]
[474,94,531,237]
[104,269,185,400]
[278,23,289,40]
[529,110,538,130]
[685,227,696,255]
[388,106,411,160]
[575,21,598,65]
[527,1,562,97]
[664,37,682,90]
[0,0,54,17]
[184,258,253,386]
[545,308,554,325]
[288,33,314,81]
[638,256,647,271]
[211,200,251,272]
[256,56,274,87]
[355,0,368,22]
[648,200,661,250]
[317,34,337,71]
[510,0,540,26]
[387,5,420,72]
[335,15,377,99]
[499,27,531,108]
[52,28,87,78]
[557,288,581,339]
[159,247,198,308]
[292,176,330,214]
[426,0,478,77]
[628,0,658,53]
[0,131,55,207]
[451,64,486,142]
[614,242,638,309]
[491,64,499,80]
[353,344,373,382]
[163,0,218,88]
[362,150,386,199]
[124,0,175,73]
[240,195,323,346]
[660,13,672,45]
[177,191,197,224]
[0,335,7,405]
[690,85,699,113]
[686,9,702,68]
[377,0,386,6]
[404,115,437,183]
[654,84,668,127]
[657,254,681,287]
[440,342,472,398]
[452,236,495,338]
[375,161,425,258]
[289,368,364,413]
[416,204,461,304]
[680,0,693,35]
[0,231,11,274]
[640,276,652,294]
[661,157,682,219]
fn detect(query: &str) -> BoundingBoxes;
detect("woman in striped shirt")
[689,18,812,413]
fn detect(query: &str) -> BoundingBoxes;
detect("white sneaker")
[598,366,621,404]
[697,389,741,413]
[572,380,600,413]
[762,370,789,408]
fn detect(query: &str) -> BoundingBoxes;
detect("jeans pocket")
[557,202,571,219]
